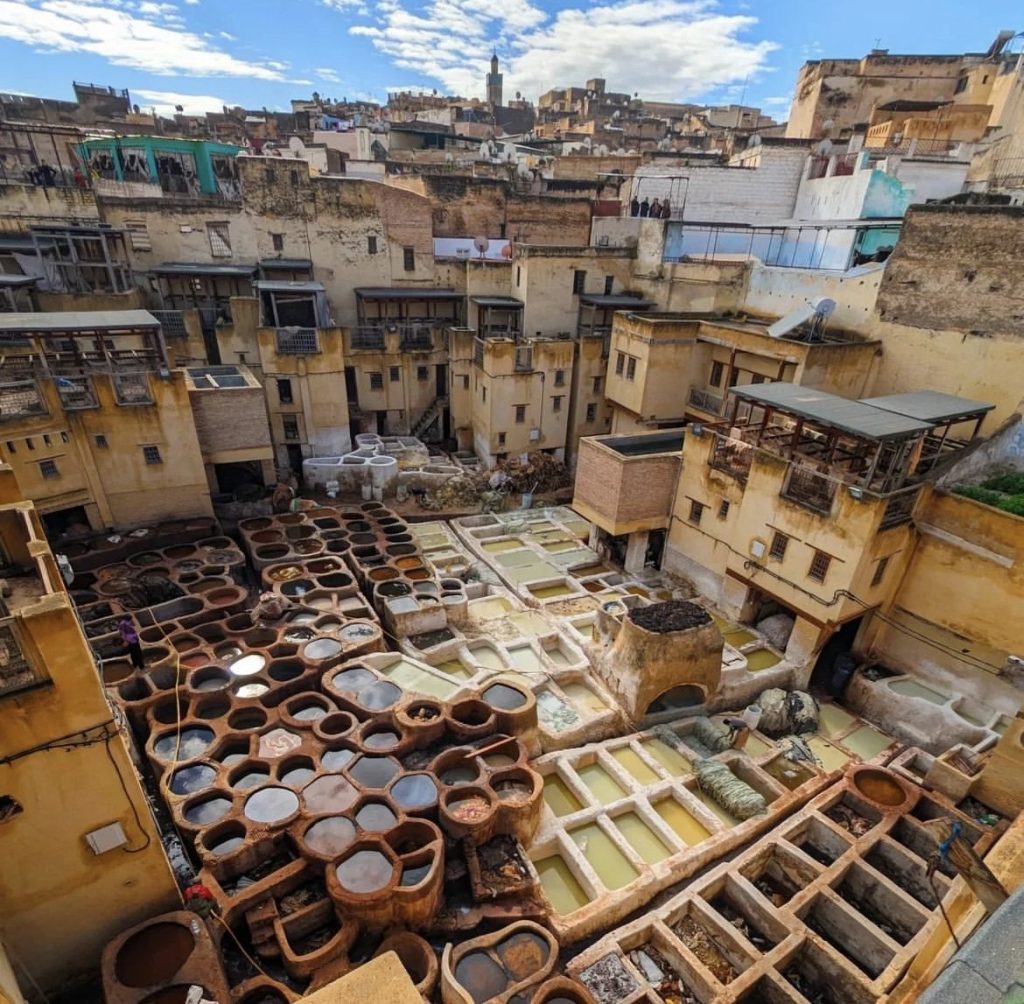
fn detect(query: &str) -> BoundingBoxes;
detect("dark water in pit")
[304,816,356,857]
[336,849,392,893]
[359,680,402,710]
[400,862,432,887]
[184,797,231,825]
[193,674,230,692]
[169,763,216,795]
[441,764,478,785]
[284,627,315,642]
[390,774,437,809]
[245,786,299,823]
[349,756,399,788]
[455,951,508,1003]
[330,667,376,692]
[483,684,527,710]
[320,748,356,771]
[154,726,214,760]
[496,931,549,981]
[305,638,343,661]
[355,802,397,831]
[115,923,195,987]
[281,767,316,787]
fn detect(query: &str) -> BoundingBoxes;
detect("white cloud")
[0,0,289,79]
[132,87,224,115]
[218,30,235,40]
[347,0,776,102]
[321,0,369,12]
[316,67,342,83]
[761,95,792,107]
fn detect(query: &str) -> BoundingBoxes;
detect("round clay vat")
[434,748,482,787]
[205,586,246,607]
[193,694,230,721]
[151,696,190,726]
[256,544,289,561]
[345,520,372,533]
[447,699,497,741]
[328,838,398,909]
[126,551,164,569]
[293,540,324,556]
[164,545,197,560]
[373,932,438,997]
[318,572,353,589]
[347,754,402,790]
[229,707,269,731]
[389,772,439,814]
[277,513,306,525]
[244,785,300,826]
[442,921,557,1004]
[326,540,351,554]
[313,711,358,743]
[387,543,418,558]
[269,659,305,683]
[377,580,411,598]
[229,761,271,791]
[278,755,317,789]
[179,789,234,829]
[250,530,283,544]
[102,660,134,685]
[440,785,498,842]
[114,922,193,983]
[532,976,597,1003]
[201,820,248,858]
[850,766,912,811]
[285,524,316,541]
[265,563,303,582]
[283,691,337,726]
[240,517,273,531]
[281,578,315,598]
[300,814,358,861]
[404,568,430,581]
[237,986,290,1004]
[307,558,343,574]
[242,628,277,648]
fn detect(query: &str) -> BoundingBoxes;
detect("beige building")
[0,464,178,994]
[0,310,216,532]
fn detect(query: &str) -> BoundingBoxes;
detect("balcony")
[688,387,724,415]
[275,327,320,355]
[399,328,435,351]
[350,328,386,351]
[782,464,837,516]
[151,309,188,340]
[113,373,154,406]
[879,485,922,530]
[707,432,753,482]
[0,381,46,422]
[56,375,98,411]
[0,617,41,697]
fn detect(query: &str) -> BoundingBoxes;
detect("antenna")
[473,235,489,259]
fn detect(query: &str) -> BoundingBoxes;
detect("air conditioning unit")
[455,248,470,258]
[529,428,541,441]
[749,538,766,559]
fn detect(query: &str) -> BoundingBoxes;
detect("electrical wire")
[102,731,152,853]
[212,913,274,984]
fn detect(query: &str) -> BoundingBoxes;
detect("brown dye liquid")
[115,923,195,987]
[455,952,508,1003]
[496,931,549,981]
[853,768,906,806]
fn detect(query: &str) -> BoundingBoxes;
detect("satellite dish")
[815,138,833,156]
[473,236,490,258]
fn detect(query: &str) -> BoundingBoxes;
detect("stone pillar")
[587,523,601,550]
[624,530,649,574]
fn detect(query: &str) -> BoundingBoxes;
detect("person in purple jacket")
[119,615,144,670]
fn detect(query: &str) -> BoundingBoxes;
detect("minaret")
[486,52,503,108]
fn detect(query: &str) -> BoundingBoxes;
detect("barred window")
[39,459,59,479]
[688,500,705,524]
[142,445,162,465]
[717,499,730,520]
[808,550,831,583]
[369,372,383,391]
[769,531,788,560]
[282,417,300,441]
[871,555,890,587]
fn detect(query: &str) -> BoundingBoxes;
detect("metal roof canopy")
[258,258,313,270]
[859,391,995,425]
[151,262,257,277]
[29,223,127,236]
[0,275,40,287]
[731,383,932,441]
[0,310,160,334]
[578,294,655,308]
[355,288,460,300]
[470,296,524,308]
[254,280,325,293]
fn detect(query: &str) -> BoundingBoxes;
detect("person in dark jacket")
[639,198,650,217]
[119,616,145,670]
[630,196,640,217]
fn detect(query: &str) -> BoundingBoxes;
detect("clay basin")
[850,766,912,811]
[373,932,439,997]
[442,921,558,1004]
[114,921,195,987]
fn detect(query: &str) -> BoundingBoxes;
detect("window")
[416,366,428,382]
[709,361,724,387]
[552,395,563,412]
[498,432,506,446]
[516,266,521,286]
[369,372,384,391]
[717,499,730,520]
[271,233,284,252]
[403,246,415,271]
[769,531,788,560]
[554,369,565,387]
[4,442,13,453]
[615,352,625,376]
[277,378,293,404]
[125,219,151,251]
[572,269,586,294]
[626,357,637,381]
[43,434,51,447]
[95,434,108,449]
[514,404,526,424]
[39,459,59,479]
[688,499,705,525]
[207,221,231,257]
[586,403,597,422]
[389,366,400,383]
[461,375,469,390]
[282,416,300,441]
[60,431,69,443]
[871,556,890,587]
[808,549,831,583]
[368,236,378,255]
[592,375,602,394]
[482,386,487,403]
[25,438,34,451]
[289,169,299,187]
[603,276,614,295]
[751,373,765,384]
[142,445,162,465]
[954,76,968,94]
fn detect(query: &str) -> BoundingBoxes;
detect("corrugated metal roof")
[355,287,460,300]
[0,310,159,333]
[731,382,932,441]
[253,280,325,293]
[151,262,257,277]
[0,275,39,287]
[258,258,313,271]
[470,296,524,308]
[859,391,994,424]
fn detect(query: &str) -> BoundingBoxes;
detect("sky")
[0,0,1020,120]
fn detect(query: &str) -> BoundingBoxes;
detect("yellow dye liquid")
[654,799,711,846]
[543,775,583,817]
[531,583,574,599]
[381,659,457,698]
[743,734,773,758]
[842,724,893,760]
[693,789,739,828]
[576,763,626,805]
[614,813,672,864]
[807,735,852,772]
[642,738,693,776]
[482,539,523,553]
[562,682,607,716]
[745,648,781,671]
[571,823,639,889]
[435,659,473,680]
[817,703,857,739]
[535,855,589,914]
[610,746,660,784]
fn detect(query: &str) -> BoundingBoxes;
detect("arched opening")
[646,684,705,715]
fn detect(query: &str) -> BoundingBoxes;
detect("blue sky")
[0,1,1019,120]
